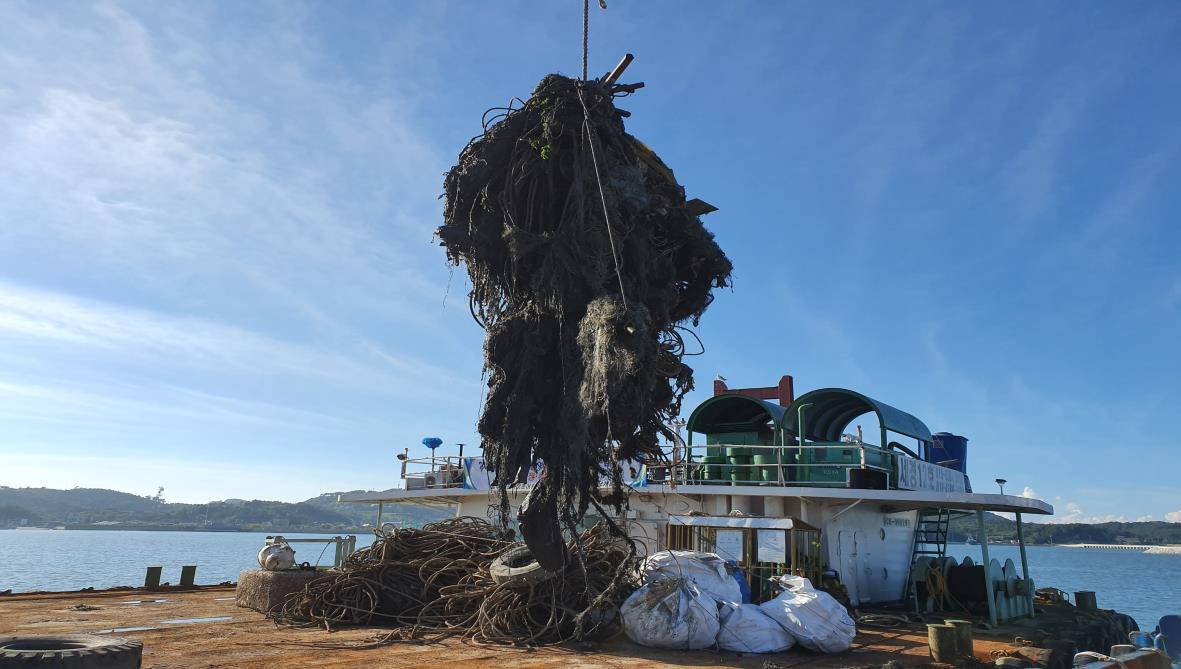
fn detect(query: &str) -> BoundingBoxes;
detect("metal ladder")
[902,508,950,606]
[911,508,952,561]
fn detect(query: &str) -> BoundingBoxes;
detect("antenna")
[423,437,443,473]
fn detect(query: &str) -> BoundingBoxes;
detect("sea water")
[0,531,1175,630]
[0,529,350,593]
[946,543,1179,630]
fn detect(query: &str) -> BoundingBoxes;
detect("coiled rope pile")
[273,517,510,630]
[270,517,639,646]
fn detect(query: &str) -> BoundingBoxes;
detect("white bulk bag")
[621,578,720,650]
[716,601,796,653]
[641,550,742,603]
[758,575,856,653]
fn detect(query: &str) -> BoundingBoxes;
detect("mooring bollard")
[1075,590,1098,611]
[144,566,162,589]
[1110,644,1135,656]
[180,565,197,587]
[945,619,974,658]
[928,623,958,663]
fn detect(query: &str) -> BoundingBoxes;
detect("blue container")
[931,432,968,472]
[729,566,752,604]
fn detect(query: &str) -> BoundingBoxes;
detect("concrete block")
[235,569,323,614]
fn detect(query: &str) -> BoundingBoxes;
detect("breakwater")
[1060,543,1181,554]
[1061,543,1152,551]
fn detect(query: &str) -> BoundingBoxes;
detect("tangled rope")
[270,517,639,646]
[272,517,510,630]
[438,73,732,570]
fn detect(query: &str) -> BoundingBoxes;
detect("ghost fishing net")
[438,73,732,569]
[272,518,638,646]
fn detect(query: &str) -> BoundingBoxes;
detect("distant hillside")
[0,486,450,533]
[11,486,1173,545]
[0,487,161,520]
[948,512,1181,545]
[300,492,452,529]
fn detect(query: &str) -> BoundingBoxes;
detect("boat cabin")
[341,374,1053,626]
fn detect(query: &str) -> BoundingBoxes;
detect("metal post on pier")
[376,501,384,529]
[976,509,998,627]
[1016,511,1034,618]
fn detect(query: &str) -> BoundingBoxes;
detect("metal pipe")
[777,437,785,486]
[797,403,812,484]
[602,53,634,85]
[1016,512,1034,618]
[377,501,384,529]
[977,509,998,627]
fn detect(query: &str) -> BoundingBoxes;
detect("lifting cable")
[582,0,607,81]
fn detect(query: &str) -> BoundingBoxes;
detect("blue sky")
[1,2,1178,523]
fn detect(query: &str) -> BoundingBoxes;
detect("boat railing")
[399,455,467,490]
[650,442,896,489]
[266,534,358,568]
[393,442,912,491]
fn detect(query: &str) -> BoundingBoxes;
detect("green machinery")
[684,386,933,488]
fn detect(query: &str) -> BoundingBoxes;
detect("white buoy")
[258,543,296,571]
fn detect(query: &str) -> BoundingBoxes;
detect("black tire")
[0,635,142,668]
[490,544,557,586]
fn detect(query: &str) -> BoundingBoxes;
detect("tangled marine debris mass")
[438,74,733,568]
[273,517,638,645]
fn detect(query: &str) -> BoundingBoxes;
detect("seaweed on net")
[438,73,732,568]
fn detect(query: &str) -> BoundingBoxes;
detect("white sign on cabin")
[756,529,787,564]
[714,530,744,562]
[896,456,966,493]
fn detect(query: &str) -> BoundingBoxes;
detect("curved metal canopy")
[686,394,786,434]
[783,388,932,443]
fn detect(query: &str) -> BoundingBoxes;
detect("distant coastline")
[947,513,1181,547]
[0,486,451,534]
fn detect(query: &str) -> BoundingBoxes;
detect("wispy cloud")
[0,1,448,323]
[1,282,360,385]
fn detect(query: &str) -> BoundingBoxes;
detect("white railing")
[400,454,467,490]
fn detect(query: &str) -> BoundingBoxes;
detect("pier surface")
[0,585,1015,668]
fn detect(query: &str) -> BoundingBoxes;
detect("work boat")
[340,374,1053,627]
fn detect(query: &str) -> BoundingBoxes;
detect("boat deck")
[0,585,1018,668]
